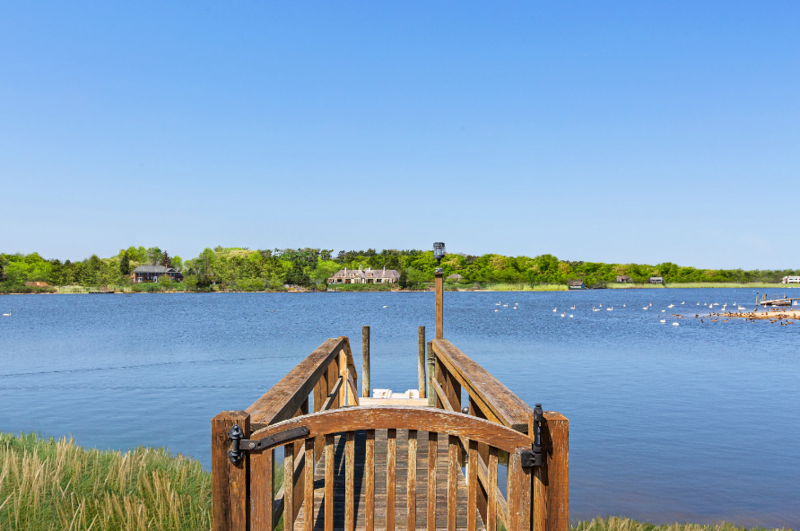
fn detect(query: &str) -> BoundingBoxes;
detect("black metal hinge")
[228,425,310,465]
[521,403,544,468]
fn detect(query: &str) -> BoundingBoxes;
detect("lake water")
[1,290,798,528]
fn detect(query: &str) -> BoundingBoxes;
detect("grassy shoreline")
[2,282,798,295]
[0,433,792,531]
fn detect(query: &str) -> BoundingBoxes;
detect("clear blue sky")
[1,1,798,269]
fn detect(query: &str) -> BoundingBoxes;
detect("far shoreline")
[3,282,800,295]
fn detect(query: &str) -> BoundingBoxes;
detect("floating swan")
[660,319,666,323]
[672,322,679,326]
[569,315,574,318]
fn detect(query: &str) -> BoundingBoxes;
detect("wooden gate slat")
[407,430,418,531]
[365,429,375,531]
[447,435,459,531]
[251,448,274,531]
[387,428,397,531]
[487,448,498,531]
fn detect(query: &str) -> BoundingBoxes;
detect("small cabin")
[567,279,585,290]
[446,273,464,282]
[648,276,663,284]
[131,265,184,283]
[615,275,632,283]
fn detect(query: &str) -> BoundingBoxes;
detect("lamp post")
[433,242,446,339]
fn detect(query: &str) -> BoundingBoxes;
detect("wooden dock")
[212,330,569,531]
[294,429,480,531]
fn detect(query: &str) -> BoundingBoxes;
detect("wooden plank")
[431,384,510,528]
[340,349,348,406]
[365,430,375,531]
[293,401,309,521]
[543,413,569,531]
[305,439,315,531]
[348,373,361,406]
[314,372,328,466]
[285,444,296,531]
[345,431,355,531]
[407,430,418,531]
[432,339,533,432]
[488,448,498,531]
[447,435,459,531]
[320,377,343,412]
[435,352,447,410]
[427,432,438,531]
[293,430,484,531]
[432,379,454,412]
[212,410,250,531]
[418,326,427,399]
[427,341,436,408]
[386,429,397,531]
[247,338,344,426]
[508,451,531,531]
[470,398,490,525]
[250,406,532,454]
[324,434,334,531]
[251,448,274,531]
[327,356,340,410]
[362,326,370,398]
[467,440,478,531]
[357,397,428,407]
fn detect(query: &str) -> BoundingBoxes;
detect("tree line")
[1,246,798,292]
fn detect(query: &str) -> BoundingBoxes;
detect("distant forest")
[1,247,798,292]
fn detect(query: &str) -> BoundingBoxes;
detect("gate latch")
[228,425,310,465]
[521,403,544,468]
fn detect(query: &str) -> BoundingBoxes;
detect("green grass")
[572,517,790,531]
[607,283,795,289]
[480,283,569,292]
[326,283,396,291]
[0,434,790,531]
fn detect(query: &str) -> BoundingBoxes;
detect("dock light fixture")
[433,242,446,272]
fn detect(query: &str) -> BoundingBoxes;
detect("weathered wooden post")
[212,410,250,531]
[435,272,444,339]
[362,325,370,398]
[427,341,435,407]
[433,241,446,340]
[418,326,426,398]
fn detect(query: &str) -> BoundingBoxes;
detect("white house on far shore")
[328,266,400,284]
[782,276,800,284]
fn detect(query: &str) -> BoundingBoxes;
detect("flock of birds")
[487,298,797,328]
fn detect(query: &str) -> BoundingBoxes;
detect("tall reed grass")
[0,432,212,530]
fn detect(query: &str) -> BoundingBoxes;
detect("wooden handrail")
[247,337,346,428]
[432,338,533,432]
[250,406,532,453]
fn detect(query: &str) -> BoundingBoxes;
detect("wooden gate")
[212,336,568,531]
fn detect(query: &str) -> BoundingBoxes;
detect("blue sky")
[1,1,798,268]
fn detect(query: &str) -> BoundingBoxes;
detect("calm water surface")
[1,290,798,528]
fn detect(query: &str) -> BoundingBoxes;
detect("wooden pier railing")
[429,339,569,531]
[212,335,568,531]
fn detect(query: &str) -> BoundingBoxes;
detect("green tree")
[146,247,162,265]
[120,252,131,276]
[160,250,172,268]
